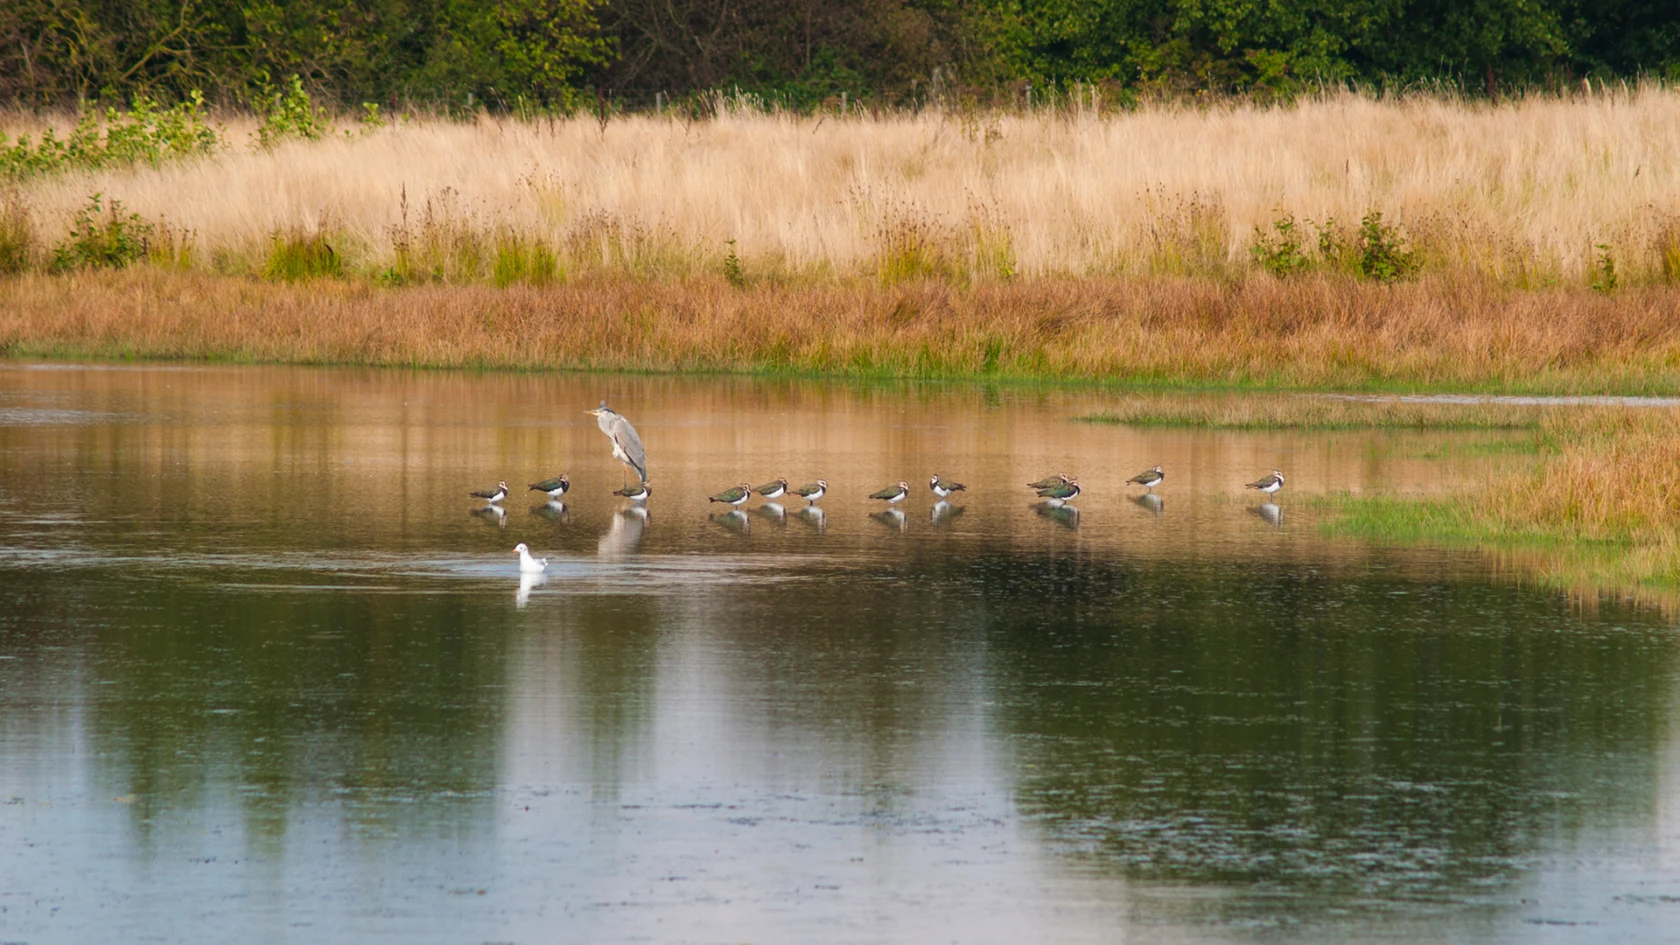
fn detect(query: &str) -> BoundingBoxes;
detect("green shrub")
[0,191,36,274]
[262,230,341,280]
[1355,211,1419,283]
[256,74,329,149]
[722,239,746,287]
[1591,242,1618,294]
[0,92,220,180]
[50,194,153,271]
[1250,212,1311,277]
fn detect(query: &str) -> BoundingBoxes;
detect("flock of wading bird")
[469,402,1289,574]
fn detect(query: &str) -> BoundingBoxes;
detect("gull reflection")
[930,500,966,527]
[1131,492,1164,518]
[871,508,907,533]
[472,504,508,529]
[598,505,649,556]
[516,570,546,608]
[710,509,750,536]
[1252,501,1284,528]
[753,501,787,526]
[1036,502,1080,530]
[532,499,569,523]
[796,505,827,532]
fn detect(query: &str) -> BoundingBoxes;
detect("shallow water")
[1,363,1677,944]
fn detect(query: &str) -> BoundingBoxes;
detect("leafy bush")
[1250,212,1311,277]
[50,194,154,271]
[1355,211,1419,283]
[0,92,220,180]
[256,74,330,149]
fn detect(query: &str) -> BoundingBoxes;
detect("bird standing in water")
[788,480,827,504]
[529,474,570,499]
[613,481,651,502]
[1128,466,1164,491]
[1027,473,1071,490]
[1246,470,1286,496]
[929,474,966,498]
[754,478,789,499]
[870,481,910,504]
[586,401,647,488]
[470,481,508,505]
[1036,478,1081,506]
[709,483,753,506]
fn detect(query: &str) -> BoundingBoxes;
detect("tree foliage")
[0,0,1675,109]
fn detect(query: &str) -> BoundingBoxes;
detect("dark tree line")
[2,0,1677,109]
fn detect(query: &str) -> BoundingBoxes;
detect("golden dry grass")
[3,268,1679,393]
[6,87,1680,284]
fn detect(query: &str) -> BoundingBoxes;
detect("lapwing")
[930,501,965,527]
[1027,473,1071,490]
[528,474,570,499]
[710,509,750,534]
[1035,478,1081,506]
[514,543,548,573]
[870,481,910,504]
[754,478,789,499]
[709,483,753,506]
[871,508,908,532]
[1246,470,1285,496]
[929,474,966,498]
[614,480,652,502]
[470,481,509,504]
[1128,465,1164,491]
[789,480,828,504]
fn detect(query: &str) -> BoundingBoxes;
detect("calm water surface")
[1,363,1677,944]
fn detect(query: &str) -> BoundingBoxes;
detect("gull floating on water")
[515,542,548,573]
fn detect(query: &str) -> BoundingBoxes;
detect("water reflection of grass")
[1324,409,1680,602]
[1078,395,1557,430]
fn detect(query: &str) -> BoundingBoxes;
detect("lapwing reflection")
[710,509,751,535]
[516,570,545,608]
[871,508,907,533]
[754,501,787,526]
[1131,492,1163,518]
[1252,502,1284,528]
[796,505,827,532]
[598,505,648,556]
[930,500,966,527]
[1036,502,1080,530]
[472,504,508,529]
[532,499,569,523]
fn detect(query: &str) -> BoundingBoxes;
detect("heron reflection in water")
[1131,492,1164,517]
[871,508,907,533]
[598,506,649,556]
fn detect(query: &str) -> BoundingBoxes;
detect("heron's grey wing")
[611,415,647,481]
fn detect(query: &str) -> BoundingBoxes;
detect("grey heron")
[586,401,646,487]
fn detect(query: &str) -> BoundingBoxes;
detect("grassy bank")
[1322,409,1680,605]
[5,268,1680,393]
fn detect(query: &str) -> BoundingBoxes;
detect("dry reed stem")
[4,269,1679,393]
[8,88,1680,282]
